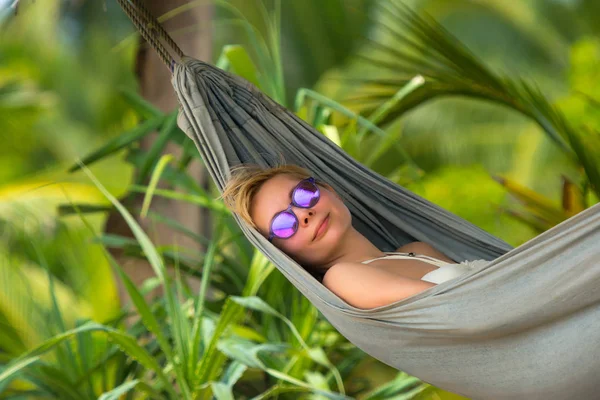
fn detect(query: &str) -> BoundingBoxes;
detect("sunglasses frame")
[268,177,320,242]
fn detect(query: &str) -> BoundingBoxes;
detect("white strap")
[361,252,448,267]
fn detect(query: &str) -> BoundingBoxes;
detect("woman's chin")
[292,253,321,268]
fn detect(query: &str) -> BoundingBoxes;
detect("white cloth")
[361,252,490,284]
[421,259,490,284]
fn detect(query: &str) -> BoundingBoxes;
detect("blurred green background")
[0,0,599,399]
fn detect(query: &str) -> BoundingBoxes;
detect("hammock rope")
[116,0,183,71]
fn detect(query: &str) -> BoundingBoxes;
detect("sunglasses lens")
[271,211,298,239]
[293,180,319,208]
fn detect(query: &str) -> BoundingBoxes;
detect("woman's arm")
[322,262,437,310]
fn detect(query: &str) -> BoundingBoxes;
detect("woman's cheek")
[281,241,301,257]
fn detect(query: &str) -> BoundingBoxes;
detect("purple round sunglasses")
[268,177,320,242]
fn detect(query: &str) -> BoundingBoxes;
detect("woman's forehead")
[264,174,302,190]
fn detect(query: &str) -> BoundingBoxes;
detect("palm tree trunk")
[108,0,213,302]
[137,0,213,247]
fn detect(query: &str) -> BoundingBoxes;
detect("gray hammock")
[173,57,600,400]
[116,1,600,398]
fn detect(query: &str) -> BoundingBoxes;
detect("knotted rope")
[116,0,184,72]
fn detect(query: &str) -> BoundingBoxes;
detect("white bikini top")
[361,252,488,284]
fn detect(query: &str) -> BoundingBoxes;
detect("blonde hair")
[219,164,316,229]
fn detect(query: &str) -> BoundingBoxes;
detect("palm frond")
[349,1,578,161]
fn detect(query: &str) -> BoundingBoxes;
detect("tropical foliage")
[1,0,598,399]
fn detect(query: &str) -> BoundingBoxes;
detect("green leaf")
[217,339,286,369]
[130,185,230,214]
[294,88,388,136]
[92,233,139,249]
[349,2,578,161]
[98,379,140,400]
[229,296,312,359]
[0,356,40,389]
[229,296,345,394]
[220,361,247,387]
[189,220,223,384]
[194,299,242,387]
[357,75,425,138]
[318,125,341,147]
[242,250,275,297]
[78,163,166,281]
[304,371,330,393]
[293,87,423,181]
[119,87,164,120]
[216,45,261,87]
[361,371,428,400]
[264,368,349,400]
[43,262,79,387]
[77,162,192,399]
[57,204,113,216]
[19,363,84,400]
[250,384,312,400]
[98,379,162,400]
[566,127,600,201]
[137,112,178,183]
[140,153,174,218]
[68,115,165,172]
[0,323,177,398]
[211,381,234,400]
[213,1,284,103]
[103,251,175,369]
[490,174,567,225]
[170,256,193,387]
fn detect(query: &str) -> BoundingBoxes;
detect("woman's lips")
[313,214,330,241]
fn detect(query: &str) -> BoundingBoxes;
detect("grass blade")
[230,296,345,394]
[137,112,178,183]
[189,218,223,384]
[98,379,162,400]
[140,154,174,218]
[0,323,177,398]
[119,87,164,120]
[130,185,229,214]
[77,161,193,398]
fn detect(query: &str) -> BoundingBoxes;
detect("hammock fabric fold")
[171,57,600,399]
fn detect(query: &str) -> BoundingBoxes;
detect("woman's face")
[250,174,352,266]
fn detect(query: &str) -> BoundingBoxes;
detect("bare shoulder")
[322,262,436,310]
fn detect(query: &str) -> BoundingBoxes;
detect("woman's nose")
[295,208,315,226]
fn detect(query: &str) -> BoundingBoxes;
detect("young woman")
[221,164,490,310]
